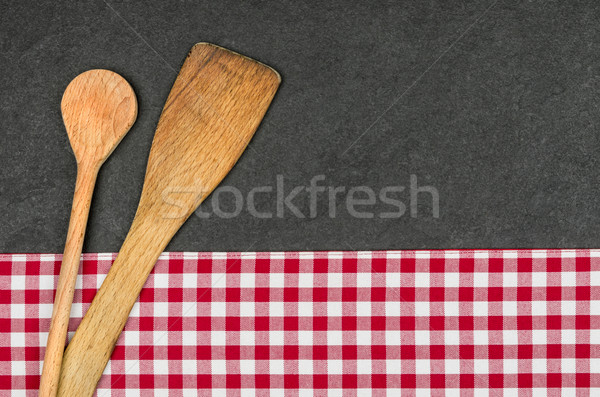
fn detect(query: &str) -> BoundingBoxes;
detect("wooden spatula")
[56,43,280,396]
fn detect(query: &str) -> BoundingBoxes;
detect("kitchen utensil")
[57,43,279,396]
[40,69,137,396]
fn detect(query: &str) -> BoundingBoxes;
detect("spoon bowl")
[61,69,137,164]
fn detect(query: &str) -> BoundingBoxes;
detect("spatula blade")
[144,42,280,220]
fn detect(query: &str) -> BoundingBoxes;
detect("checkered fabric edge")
[0,250,599,396]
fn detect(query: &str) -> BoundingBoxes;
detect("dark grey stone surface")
[2,0,600,253]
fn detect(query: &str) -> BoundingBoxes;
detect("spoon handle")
[40,161,98,397]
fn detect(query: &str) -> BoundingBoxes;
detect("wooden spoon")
[39,70,137,397]
[56,43,280,396]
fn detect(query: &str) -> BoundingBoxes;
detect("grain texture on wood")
[57,43,280,396]
[40,70,137,397]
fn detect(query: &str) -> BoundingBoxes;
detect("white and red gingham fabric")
[0,250,599,396]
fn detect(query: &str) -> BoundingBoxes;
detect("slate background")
[2,0,600,253]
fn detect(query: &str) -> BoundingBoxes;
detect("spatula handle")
[56,214,177,396]
[40,162,98,397]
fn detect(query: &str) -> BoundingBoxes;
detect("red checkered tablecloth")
[0,250,599,396]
